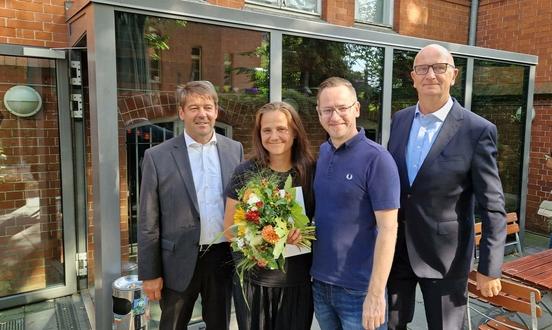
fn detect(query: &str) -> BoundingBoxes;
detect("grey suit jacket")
[137,133,244,292]
[388,100,507,279]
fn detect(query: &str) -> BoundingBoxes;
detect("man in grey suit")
[138,81,244,329]
[387,44,507,329]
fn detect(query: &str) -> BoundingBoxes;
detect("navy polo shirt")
[311,128,400,291]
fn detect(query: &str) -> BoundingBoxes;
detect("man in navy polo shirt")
[311,77,400,330]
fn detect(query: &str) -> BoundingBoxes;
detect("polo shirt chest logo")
[346,173,353,180]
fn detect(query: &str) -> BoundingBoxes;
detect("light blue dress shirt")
[406,98,453,185]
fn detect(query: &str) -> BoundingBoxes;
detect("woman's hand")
[286,228,302,245]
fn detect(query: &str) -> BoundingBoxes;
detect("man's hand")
[143,277,163,301]
[476,272,501,297]
[362,292,386,330]
[286,228,302,245]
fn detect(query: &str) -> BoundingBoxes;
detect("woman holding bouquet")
[224,101,315,330]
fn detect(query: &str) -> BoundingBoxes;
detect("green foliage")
[144,33,169,61]
[233,39,270,96]
[144,18,187,61]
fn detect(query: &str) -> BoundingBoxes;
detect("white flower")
[236,238,245,249]
[247,193,260,205]
[279,190,286,198]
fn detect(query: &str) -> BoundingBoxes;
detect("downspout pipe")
[468,0,479,46]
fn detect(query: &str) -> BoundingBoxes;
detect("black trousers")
[387,237,468,330]
[159,243,233,330]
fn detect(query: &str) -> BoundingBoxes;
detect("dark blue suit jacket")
[388,100,506,279]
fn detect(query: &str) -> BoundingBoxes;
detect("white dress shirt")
[184,130,226,244]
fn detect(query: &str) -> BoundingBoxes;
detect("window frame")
[245,0,322,16]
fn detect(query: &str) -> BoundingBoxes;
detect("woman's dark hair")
[251,101,315,189]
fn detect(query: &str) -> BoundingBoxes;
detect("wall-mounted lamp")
[3,85,42,118]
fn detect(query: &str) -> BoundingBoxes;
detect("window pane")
[115,12,269,324]
[356,0,384,23]
[472,60,529,212]
[282,35,384,145]
[285,0,317,13]
[391,49,467,114]
[0,56,65,297]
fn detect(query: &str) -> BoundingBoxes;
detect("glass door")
[0,52,76,308]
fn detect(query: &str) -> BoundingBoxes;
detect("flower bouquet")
[230,172,315,281]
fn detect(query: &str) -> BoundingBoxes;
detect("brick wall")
[207,0,244,9]
[322,0,355,26]
[478,0,552,90]
[1,0,551,292]
[526,96,552,233]
[394,0,471,44]
[0,0,67,47]
[477,0,552,234]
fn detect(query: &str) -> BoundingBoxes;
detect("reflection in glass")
[116,13,270,320]
[282,35,384,145]
[115,13,270,323]
[472,60,529,212]
[0,56,64,297]
[391,49,466,114]
[356,0,384,24]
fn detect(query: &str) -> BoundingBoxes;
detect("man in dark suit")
[387,44,507,329]
[138,81,244,329]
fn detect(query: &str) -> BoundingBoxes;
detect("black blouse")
[225,160,314,287]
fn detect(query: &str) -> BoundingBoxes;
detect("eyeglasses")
[545,154,552,161]
[413,63,455,75]
[317,101,358,118]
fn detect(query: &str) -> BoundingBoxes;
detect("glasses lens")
[319,102,356,117]
[433,63,448,74]
[415,65,429,75]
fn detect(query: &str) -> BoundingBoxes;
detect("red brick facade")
[207,0,244,9]
[322,0,355,26]
[1,0,551,298]
[0,0,67,48]
[394,0,471,44]
[476,0,552,233]
[526,98,552,232]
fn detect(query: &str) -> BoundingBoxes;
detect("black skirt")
[235,280,314,330]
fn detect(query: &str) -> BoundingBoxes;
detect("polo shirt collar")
[329,127,365,150]
[184,129,217,147]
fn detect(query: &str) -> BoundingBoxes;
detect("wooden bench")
[467,271,542,330]
[475,212,522,257]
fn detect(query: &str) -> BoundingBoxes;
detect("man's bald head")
[410,44,459,112]
[414,44,455,68]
